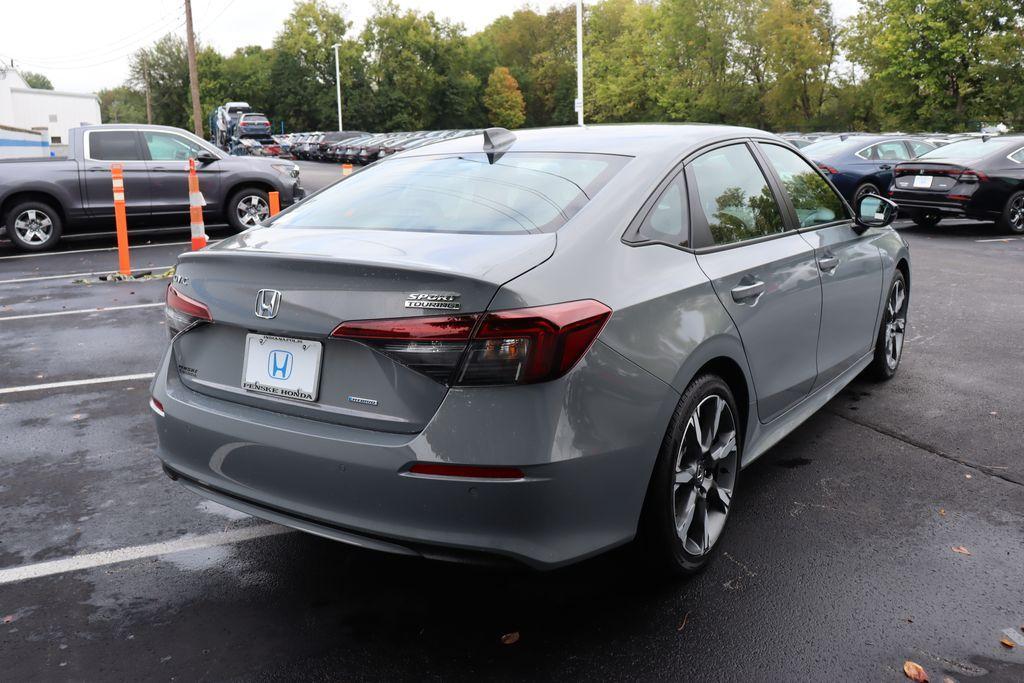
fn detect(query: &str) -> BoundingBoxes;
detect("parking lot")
[1,154,1022,680]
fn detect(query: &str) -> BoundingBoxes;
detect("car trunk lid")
[169,227,555,433]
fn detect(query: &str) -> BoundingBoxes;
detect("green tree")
[483,66,526,128]
[129,35,191,129]
[270,0,356,132]
[584,0,661,123]
[21,71,53,90]
[98,86,147,124]
[846,0,1024,130]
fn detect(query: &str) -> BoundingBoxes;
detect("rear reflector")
[166,284,211,336]
[331,300,612,386]
[408,463,524,479]
[150,397,165,416]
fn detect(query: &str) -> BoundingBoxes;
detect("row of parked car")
[777,130,1024,233]
[273,130,479,166]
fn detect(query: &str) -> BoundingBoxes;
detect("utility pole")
[575,0,584,126]
[183,0,204,138]
[143,54,153,125]
[332,43,343,132]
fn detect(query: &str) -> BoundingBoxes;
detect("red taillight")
[408,463,524,479]
[459,300,612,385]
[817,163,838,175]
[958,169,988,183]
[331,300,612,386]
[166,284,211,336]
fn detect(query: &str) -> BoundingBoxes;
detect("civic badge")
[405,292,461,311]
[255,289,281,319]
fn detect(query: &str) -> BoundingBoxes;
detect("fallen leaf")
[989,411,998,416]
[677,612,690,632]
[904,660,929,682]
[965,474,972,479]
[500,631,520,645]
[951,546,971,555]
[2,615,14,624]
[938,509,946,516]
[1000,637,1015,649]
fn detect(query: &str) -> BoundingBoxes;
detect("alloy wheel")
[884,279,907,370]
[13,209,53,245]
[236,195,270,227]
[672,394,738,556]
[1010,195,1024,231]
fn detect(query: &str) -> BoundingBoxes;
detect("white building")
[0,67,101,155]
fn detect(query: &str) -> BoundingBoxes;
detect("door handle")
[879,164,892,170]
[731,280,766,303]
[818,255,840,272]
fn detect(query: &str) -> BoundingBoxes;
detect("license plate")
[242,334,322,402]
[912,175,933,188]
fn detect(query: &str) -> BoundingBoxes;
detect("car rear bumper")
[150,339,674,568]
[891,192,993,219]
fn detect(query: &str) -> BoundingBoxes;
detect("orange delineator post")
[342,163,353,176]
[188,158,208,250]
[268,191,280,216]
[110,164,131,276]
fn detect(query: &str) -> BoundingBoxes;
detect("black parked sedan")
[891,135,1024,233]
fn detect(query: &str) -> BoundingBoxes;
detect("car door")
[142,130,224,220]
[756,142,885,389]
[870,140,911,190]
[688,141,823,423]
[82,129,151,219]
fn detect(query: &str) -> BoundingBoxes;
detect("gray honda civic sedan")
[151,125,910,574]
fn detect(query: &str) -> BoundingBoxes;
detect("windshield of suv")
[272,152,629,234]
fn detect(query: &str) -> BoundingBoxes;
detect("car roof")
[399,124,779,162]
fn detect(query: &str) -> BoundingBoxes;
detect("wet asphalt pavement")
[0,163,1022,681]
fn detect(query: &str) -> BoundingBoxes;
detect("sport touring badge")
[405,293,461,311]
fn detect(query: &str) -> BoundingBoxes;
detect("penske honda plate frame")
[241,333,323,402]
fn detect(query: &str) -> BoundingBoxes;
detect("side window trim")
[84,129,145,163]
[622,162,692,250]
[753,141,854,234]
[685,138,794,252]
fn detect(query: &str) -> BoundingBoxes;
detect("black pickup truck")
[0,124,304,251]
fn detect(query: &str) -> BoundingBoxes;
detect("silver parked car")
[152,125,910,574]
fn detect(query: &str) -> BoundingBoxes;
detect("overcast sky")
[0,0,862,93]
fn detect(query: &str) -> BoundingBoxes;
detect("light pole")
[575,0,584,126]
[332,43,343,132]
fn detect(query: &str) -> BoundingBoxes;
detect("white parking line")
[0,525,292,585]
[975,236,1024,242]
[0,240,219,261]
[0,302,164,322]
[0,266,173,285]
[0,373,156,396]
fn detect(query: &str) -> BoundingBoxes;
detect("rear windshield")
[800,137,862,157]
[918,138,1016,161]
[272,152,629,234]
[242,116,269,125]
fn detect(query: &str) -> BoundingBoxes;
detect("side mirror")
[195,151,218,164]
[854,193,897,231]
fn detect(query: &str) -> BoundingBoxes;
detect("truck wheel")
[996,191,1024,234]
[225,188,270,233]
[6,201,63,252]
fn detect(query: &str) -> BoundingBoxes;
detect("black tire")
[868,269,908,380]
[910,210,941,229]
[4,200,63,252]
[225,187,271,233]
[995,191,1024,234]
[639,374,741,576]
[854,182,880,204]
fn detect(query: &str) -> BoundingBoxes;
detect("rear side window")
[1010,148,1024,163]
[637,173,688,245]
[88,131,143,161]
[273,152,629,234]
[689,144,784,246]
[873,141,910,161]
[758,143,850,227]
[909,140,935,157]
